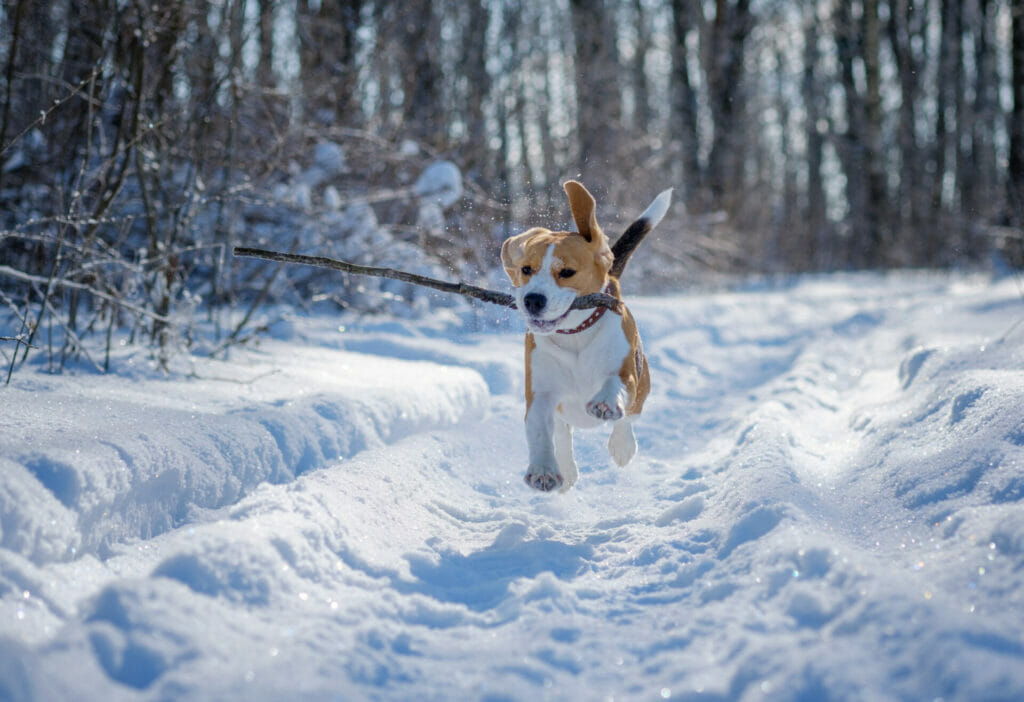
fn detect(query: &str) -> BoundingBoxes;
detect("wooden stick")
[232,247,622,312]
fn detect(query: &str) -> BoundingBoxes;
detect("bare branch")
[0,66,102,158]
[232,247,622,312]
[0,265,173,324]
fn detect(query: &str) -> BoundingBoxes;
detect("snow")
[413,161,463,209]
[302,142,347,188]
[1,272,1023,701]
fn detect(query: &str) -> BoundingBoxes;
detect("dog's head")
[501,181,614,335]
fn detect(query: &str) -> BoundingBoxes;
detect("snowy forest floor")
[2,272,1024,701]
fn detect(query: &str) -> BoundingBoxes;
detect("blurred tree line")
[1,0,1023,373]
[285,0,1024,269]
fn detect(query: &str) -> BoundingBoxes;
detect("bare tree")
[297,0,366,123]
[1010,0,1024,234]
[459,1,493,184]
[5,0,1024,379]
[802,6,828,269]
[669,0,702,208]
[888,0,926,260]
[569,0,623,190]
[703,0,753,209]
[862,0,888,266]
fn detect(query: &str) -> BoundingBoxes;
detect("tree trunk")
[971,0,998,223]
[888,0,925,262]
[669,0,702,207]
[774,48,797,270]
[461,1,491,183]
[631,0,653,135]
[931,0,959,221]
[539,65,558,212]
[58,0,108,165]
[703,0,752,209]
[952,0,974,258]
[834,0,867,266]
[257,0,275,86]
[569,0,622,189]
[297,0,365,123]
[862,0,888,266]
[400,2,444,148]
[1009,0,1024,232]
[803,7,827,269]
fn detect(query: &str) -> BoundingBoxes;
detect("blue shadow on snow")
[402,530,592,613]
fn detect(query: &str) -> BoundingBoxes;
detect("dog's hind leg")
[553,419,578,492]
[608,419,638,467]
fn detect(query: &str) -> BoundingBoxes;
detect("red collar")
[556,285,618,335]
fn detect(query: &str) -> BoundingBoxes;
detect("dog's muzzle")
[523,293,546,315]
[520,292,572,334]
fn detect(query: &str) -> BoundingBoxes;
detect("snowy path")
[2,273,1023,701]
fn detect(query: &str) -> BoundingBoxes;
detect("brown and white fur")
[501,181,671,492]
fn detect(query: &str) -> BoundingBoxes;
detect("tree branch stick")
[232,247,622,312]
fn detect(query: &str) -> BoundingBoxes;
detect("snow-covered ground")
[2,272,1023,701]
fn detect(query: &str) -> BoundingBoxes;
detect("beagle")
[501,181,671,492]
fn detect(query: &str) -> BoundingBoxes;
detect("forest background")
[2,0,1023,373]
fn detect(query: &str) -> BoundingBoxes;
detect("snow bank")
[0,339,489,568]
[1,272,1022,701]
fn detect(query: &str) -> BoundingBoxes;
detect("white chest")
[529,313,631,405]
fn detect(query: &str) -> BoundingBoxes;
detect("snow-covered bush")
[413,160,463,209]
[1,117,486,377]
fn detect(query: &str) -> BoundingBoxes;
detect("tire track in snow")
[622,277,1024,699]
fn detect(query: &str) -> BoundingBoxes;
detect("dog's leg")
[524,392,563,492]
[553,419,578,492]
[608,419,638,467]
[587,375,627,422]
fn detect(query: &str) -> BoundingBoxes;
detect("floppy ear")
[563,180,601,243]
[501,230,535,282]
[500,233,523,271]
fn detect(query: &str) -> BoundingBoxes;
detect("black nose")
[523,293,546,315]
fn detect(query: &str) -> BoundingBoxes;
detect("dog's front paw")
[524,467,563,492]
[587,399,624,421]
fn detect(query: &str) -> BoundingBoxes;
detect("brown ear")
[500,233,524,271]
[563,180,600,243]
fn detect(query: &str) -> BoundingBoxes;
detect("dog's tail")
[610,188,673,279]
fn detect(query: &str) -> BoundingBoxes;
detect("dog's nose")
[523,293,546,315]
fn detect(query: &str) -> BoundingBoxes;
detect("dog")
[501,181,671,492]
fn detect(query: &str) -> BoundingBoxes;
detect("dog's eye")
[558,268,576,279]
[521,266,533,276]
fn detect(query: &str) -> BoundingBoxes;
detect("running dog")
[501,181,671,491]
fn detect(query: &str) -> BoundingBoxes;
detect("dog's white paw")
[608,421,638,467]
[587,399,624,422]
[524,467,563,492]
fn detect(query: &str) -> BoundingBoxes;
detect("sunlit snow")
[1,272,1023,701]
